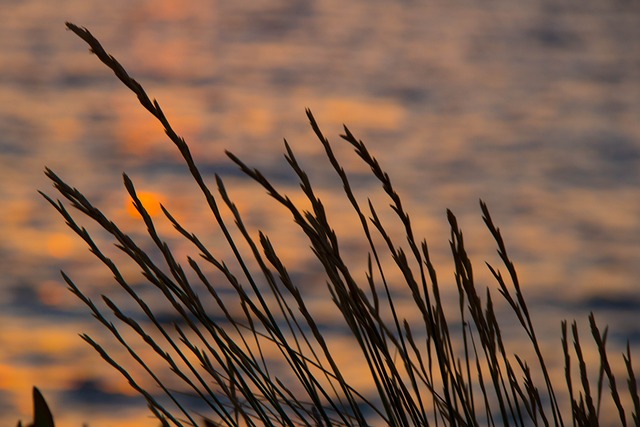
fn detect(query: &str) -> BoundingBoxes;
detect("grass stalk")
[28,21,640,427]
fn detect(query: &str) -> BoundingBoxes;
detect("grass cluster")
[27,22,640,427]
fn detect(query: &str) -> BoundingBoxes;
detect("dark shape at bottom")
[16,387,55,427]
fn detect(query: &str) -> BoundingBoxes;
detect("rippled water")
[2,1,640,425]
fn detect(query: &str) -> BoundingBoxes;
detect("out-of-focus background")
[1,0,640,425]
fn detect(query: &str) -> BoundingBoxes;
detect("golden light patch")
[37,330,79,355]
[115,107,163,157]
[126,191,165,218]
[46,232,76,259]
[316,97,405,130]
[0,364,36,416]
[114,95,202,157]
[0,363,24,390]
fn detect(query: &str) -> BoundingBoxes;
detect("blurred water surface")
[2,0,640,425]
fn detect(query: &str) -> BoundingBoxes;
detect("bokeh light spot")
[46,233,76,259]
[126,191,165,218]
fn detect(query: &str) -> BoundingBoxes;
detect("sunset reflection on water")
[2,1,640,425]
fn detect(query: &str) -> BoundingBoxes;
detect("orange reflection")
[46,232,76,259]
[315,97,405,130]
[115,110,162,157]
[126,191,166,218]
[114,96,203,157]
[0,363,22,391]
